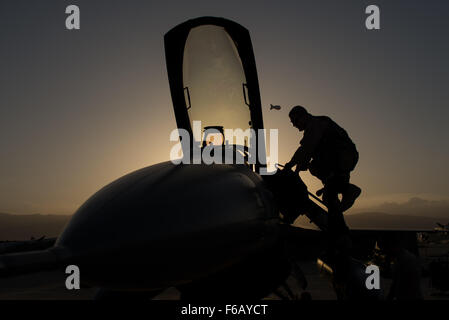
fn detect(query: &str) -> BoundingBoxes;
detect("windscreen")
[182,25,251,144]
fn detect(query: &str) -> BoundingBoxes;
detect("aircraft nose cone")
[55,161,277,289]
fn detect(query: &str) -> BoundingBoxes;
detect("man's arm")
[285,118,328,171]
[285,146,311,172]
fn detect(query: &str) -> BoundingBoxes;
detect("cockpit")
[165,17,266,171]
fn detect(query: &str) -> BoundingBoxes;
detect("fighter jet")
[0,17,421,300]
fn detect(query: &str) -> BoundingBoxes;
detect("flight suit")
[291,115,358,186]
[290,115,359,235]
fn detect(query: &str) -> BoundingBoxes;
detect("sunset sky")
[0,0,448,215]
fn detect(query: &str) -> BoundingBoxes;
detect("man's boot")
[340,184,361,212]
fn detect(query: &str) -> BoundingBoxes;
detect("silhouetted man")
[284,105,361,236]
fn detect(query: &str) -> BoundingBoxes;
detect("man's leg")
[322,177,349,237]
[338,150,361,212]
[308,160,327,197]
[309,160,348,233]
[309,160,352,254]
[321,177,354,297]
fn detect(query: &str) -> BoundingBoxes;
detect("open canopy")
[164,17,266,170]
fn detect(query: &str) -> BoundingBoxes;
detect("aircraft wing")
[0,237,56,255]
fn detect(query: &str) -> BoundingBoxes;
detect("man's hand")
[297,162,309,172]
[284,161,295,171]
[284,160,309,173]
[285,161,308,173]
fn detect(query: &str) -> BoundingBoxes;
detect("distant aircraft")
[270,104,281,110]
[435,223,449,233]
[0,17,425,300]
